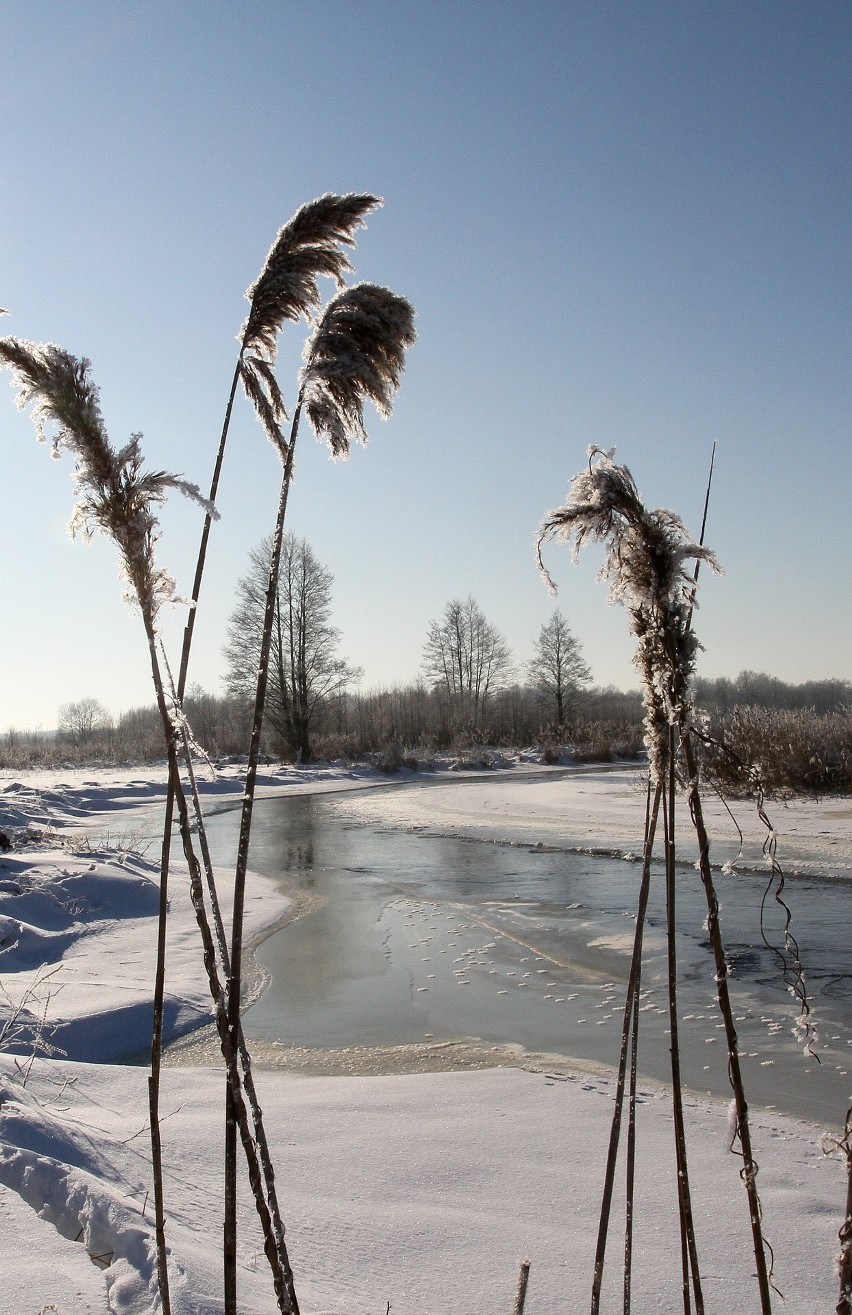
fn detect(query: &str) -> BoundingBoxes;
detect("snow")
[330,762,852,880]
[0,759,848,1314]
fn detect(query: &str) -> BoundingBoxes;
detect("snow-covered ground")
[0,759,849,1314]
[330,761,852,879]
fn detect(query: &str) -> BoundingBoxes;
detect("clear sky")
[1,0,849,731]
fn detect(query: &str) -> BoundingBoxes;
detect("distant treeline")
[2,671,849,796]
[692,671,850,716]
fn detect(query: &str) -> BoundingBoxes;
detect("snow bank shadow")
[0,1072,159,1313]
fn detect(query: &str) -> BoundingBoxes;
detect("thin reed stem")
[148,800,173,1315]
[512,1259,531,1315]
[663,743,703,1315]
[590,782,660,1314]
[623,946,641,1315]
[623,784,654,1314]
[224,402,301,1315]
[681,733,773,1314]
[171,700,297,1311]
[149,357,242,1306]
[141,622,296,1315]
[179,359,243,694]
[836,1106,852,1315]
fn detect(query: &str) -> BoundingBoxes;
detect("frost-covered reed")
[538,447,775,1315]
[537,446,719,783]
[0,339,212,625]
[239,193,381,451]
[205,198,414,1315]
[1,193,415,1315]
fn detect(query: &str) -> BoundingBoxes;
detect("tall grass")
[157,193,384,1315]
[0,337,231,1312]
[222,274,414,1313]
[538,447,775,1313]
[0,193,415,1315]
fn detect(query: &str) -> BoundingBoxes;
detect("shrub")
[700,704,852,797]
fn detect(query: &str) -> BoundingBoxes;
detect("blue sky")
[2,1,849,729]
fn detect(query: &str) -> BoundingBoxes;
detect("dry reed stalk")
[0,339,297,1314]
[623,903,641,1315]
[826,1106,852,1315]
[590,781,660,1313]
[538,448,772,1312]
[512,1259,531,1315]
[135,195,378,1315]
[175,714,294,1305]
[681,732,774,1314]
[663,752,704,1315]
[222,276,415,1311]
[621,784,656,1312]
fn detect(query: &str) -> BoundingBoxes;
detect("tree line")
[6,533,848,789]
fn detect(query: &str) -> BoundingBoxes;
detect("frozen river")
[201,788,852,1125]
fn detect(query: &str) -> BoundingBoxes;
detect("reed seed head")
[300,282,416,457]
[0,337,213,624]
[239,194,381,450]
[536,446,721,779]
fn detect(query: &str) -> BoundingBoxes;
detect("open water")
[201,786,852,1125]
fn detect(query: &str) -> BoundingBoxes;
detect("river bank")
[0,758,849,1313]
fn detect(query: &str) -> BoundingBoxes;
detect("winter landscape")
[1,759,850,1313]
[3,7,850,1314]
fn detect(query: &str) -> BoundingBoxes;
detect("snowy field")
[0,759,849,1314]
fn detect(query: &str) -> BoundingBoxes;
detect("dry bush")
[701,704,852,797]
[561,719,645,764]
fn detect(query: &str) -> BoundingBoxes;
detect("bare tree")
[224,534,360,762]
[422,596,513,733]
[57,697,112,746]
[526,610,591,727]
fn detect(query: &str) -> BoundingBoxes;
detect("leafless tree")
[526,610,590,727]
[422,596,513,733]
[224,535,360,762]
[57,697,112,746]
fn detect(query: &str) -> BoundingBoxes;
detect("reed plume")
[301,282,417,455]
[239,193,381,449]
[230,279,417,921]
[537,446,719,782]
[538,447,775,1314]
[0,339,212,622]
